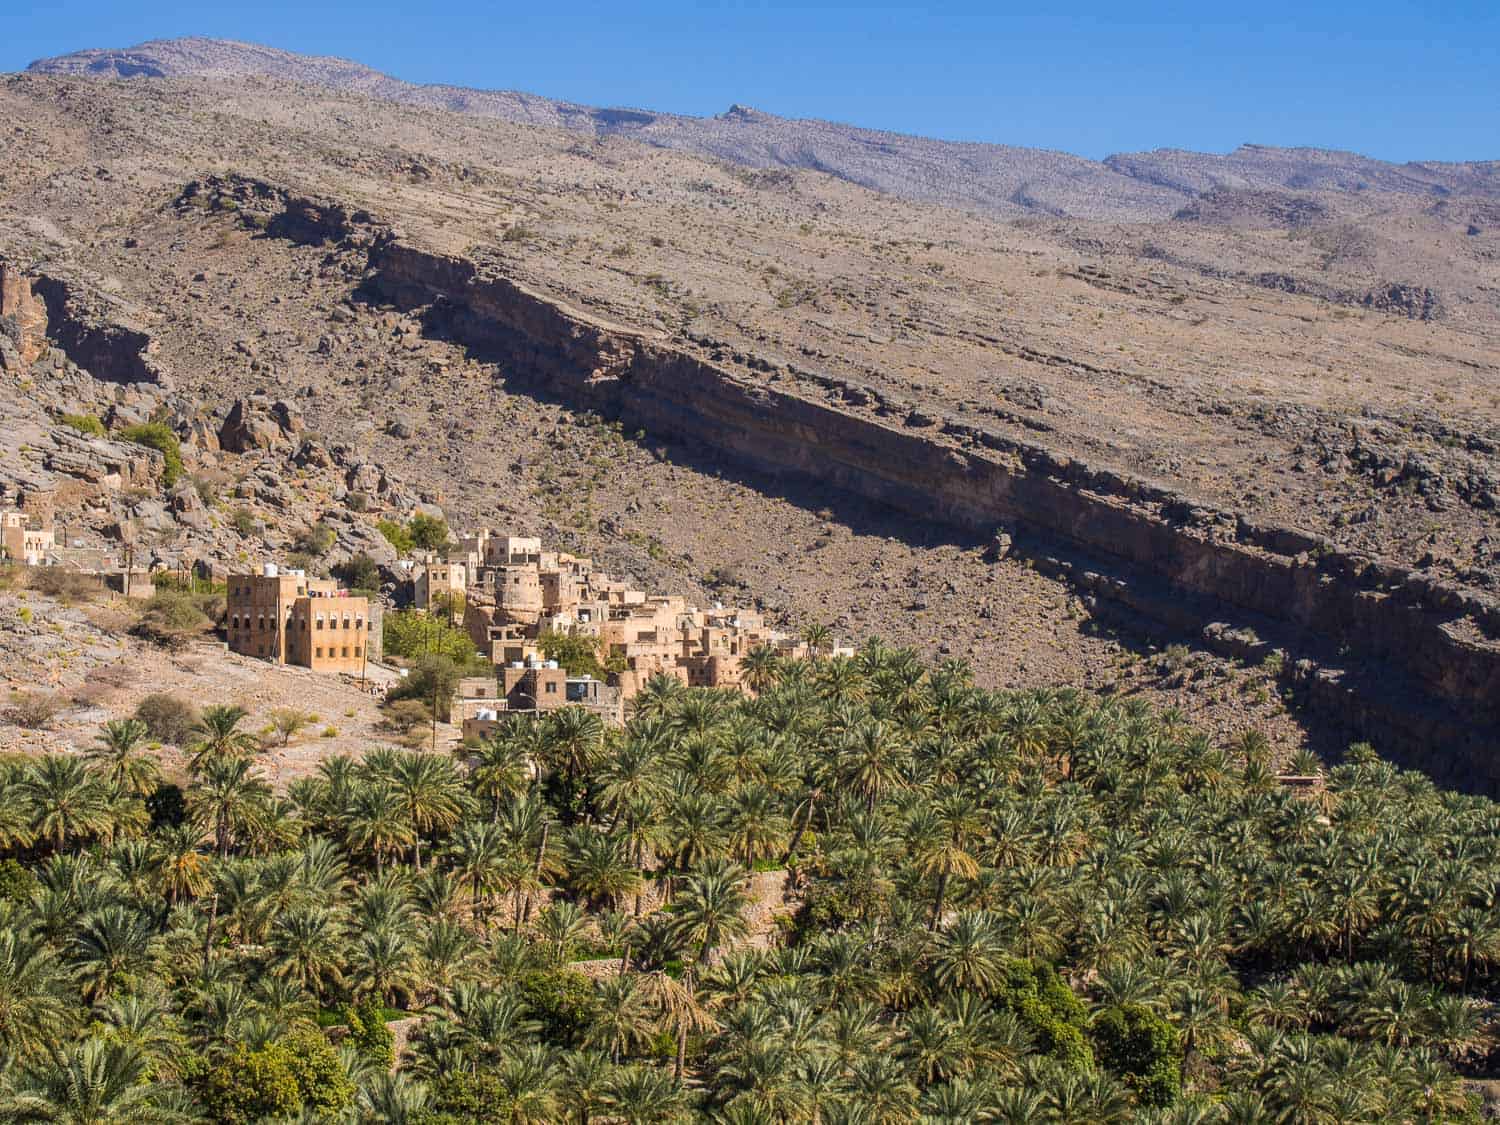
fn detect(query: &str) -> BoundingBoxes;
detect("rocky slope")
[28,38,1500,222]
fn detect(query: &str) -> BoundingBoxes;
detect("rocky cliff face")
[365,234,1500,784]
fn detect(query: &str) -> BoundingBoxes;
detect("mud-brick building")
[227,564,370,674]
[1,508,56,564]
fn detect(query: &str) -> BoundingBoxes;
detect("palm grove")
[0,640,1496,1122]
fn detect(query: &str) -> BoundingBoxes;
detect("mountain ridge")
[26,36,1500,222]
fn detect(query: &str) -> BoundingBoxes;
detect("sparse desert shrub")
[192,472,223,506]
[58,412,106,437]
[120,421,184,488]
[26,567,102,602]
[230,508,258,538]
[293,523,338,557]
[269,708,314,746]
[380,697,431,735]
[135,692,200,745]
[133,590,211,649]
[74,660,135,707]
[11,690,62,729]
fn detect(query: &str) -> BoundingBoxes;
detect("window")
[315,647,323,659]
[354,646,362,658]
[545,681,558,694]
[316,618,324,629]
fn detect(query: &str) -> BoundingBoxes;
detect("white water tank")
[262,563,279,577]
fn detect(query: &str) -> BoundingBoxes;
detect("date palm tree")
[586,975,655,1063]
[270,903,347,1000]
[19,755,113,853]
[0,1037,179,1124]
[187,704,258,771]
[0,926,75,1066]
[672,859,751,966]
[189,753,270,858]
[341,782,416,877]
[390,751,467,868]
[86,720,161,798]
[73,904,157,1004]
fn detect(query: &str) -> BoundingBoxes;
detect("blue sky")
[5,1,1497,162]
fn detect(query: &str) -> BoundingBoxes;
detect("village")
[216,528,845,736]
[4,489,846,748]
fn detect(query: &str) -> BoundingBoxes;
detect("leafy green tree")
[1092,1002,1182,1106]
[408,513,452,552]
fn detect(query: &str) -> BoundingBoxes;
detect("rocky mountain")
[28,37,1499,223]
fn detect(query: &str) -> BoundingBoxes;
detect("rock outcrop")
[218,396,303,453]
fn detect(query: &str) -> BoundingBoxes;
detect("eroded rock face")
[0,264,50,368]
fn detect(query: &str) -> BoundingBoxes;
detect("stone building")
[1,508,56,564]
[227,563,370,674]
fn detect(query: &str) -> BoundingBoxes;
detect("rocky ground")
[0,585,428,786]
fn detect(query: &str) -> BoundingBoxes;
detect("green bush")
[342,998,395,1069]
[120,422,184,488]
[376,519,414,555]
[1092,1003,1182,1106]
[195,1028,353,1125]
[146,783,186,830]
[386,654,477,722]
[0,858,37,903]
[995,959,1093,1071]
[333,552,382,593]
[538,629,624,679]
[517,969,597,1046]
[59,412,106,437]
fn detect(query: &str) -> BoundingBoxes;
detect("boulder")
[218,397,289,453]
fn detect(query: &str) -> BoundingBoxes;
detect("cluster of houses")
[8,501,838,733]
[405,531,841,734]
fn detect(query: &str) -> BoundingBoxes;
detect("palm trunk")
[784,794,818,865]
[930,870,949,931]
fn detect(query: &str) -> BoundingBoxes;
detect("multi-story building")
[1,508,56,564]
[227,564,370,674]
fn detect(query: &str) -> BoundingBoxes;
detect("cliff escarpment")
[366,237,1500,783]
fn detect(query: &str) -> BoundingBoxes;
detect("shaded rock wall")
[369,237,1500,781]
[25,274,166,387]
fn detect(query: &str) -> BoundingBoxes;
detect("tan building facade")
[227,565,370,674]
[1,509,56,564]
